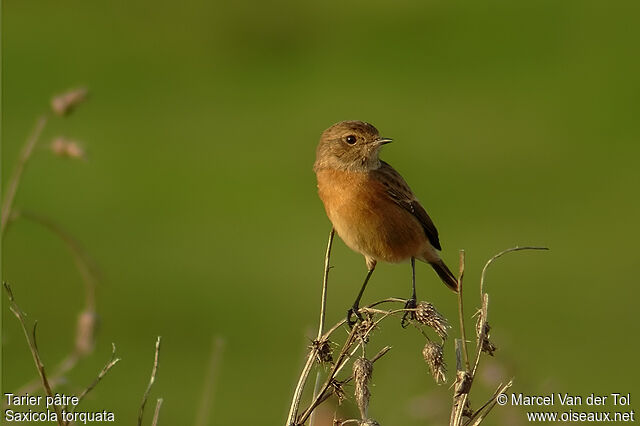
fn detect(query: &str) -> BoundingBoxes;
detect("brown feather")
[371,161,442,250]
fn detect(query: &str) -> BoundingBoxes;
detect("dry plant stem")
[480,246,548,296]
[309,229,335,426]
[151,398,163,426]
[450,246,547,426]
[286,229,335,426]
[473,246,547,376]
[297,326,359,424]
[451,251,471,426]
[14,210,98,309]
[68,344,120,418]
[195,337,225,426]
[288,300,407,425]
[4,283,63,426]
[456,250,470,371]
[1,115,48,233]
[314,346,391,407]
[138,337,162,426]
[9,210,100,399]
[471,294,490,378]
[317,229,335,340]
[298,309,399,425]
[450,340,468,426]
[465,381,513,426]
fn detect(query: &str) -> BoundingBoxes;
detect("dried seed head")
[416,301,449,339]
[355,315,375,343]
[51,137,86,160]
[51,87,88,116]
[422,342,446,384]
[360,420,380,426]
[475,314,497,356]
[75,310,97,356]
[353,357,373,418]
[312,338,333,364]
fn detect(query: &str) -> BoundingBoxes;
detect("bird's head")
[314,120,392,172]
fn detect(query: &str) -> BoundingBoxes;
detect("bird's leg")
[347,267,375,328]
[402,257,418,328]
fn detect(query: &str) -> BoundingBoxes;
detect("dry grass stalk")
[3,282,64,426]
[151,398,164,426]
[8,210,100,397]
[450,246,548,426]
[195,337,225,426]
[3,93,100,398]
[1,115,48,232]
[69,344,121,416]
[5,90,169,425]
[138,336,162,426]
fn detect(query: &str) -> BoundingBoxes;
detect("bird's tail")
[430,260,459,293]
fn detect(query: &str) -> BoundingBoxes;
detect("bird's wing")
[373,161,442,250]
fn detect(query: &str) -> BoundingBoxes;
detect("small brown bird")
[313,120,458,325]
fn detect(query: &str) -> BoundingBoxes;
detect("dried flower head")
[75,310,97,356]
[360,420,380,426]
[312,338,333,364]
[51,137,86,160]
[475,313,497,356]
[51,87,88,116]
[416,301,449,339]
[354,315,375,343]
[353,357,373,419]
[422,342,446,384]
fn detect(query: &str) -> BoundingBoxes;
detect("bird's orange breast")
[316,168,427,264]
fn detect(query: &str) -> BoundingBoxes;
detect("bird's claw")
[347,306,364,329]
[401,298,417,328]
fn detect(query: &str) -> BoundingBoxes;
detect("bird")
[313,120,458,326]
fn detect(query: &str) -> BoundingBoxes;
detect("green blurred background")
[2,1,639,424]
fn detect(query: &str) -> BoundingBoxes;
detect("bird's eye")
[345,135,357,145]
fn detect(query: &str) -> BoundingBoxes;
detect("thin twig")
[456,250,470,371]
[317,229,335,340]
[151,398,164,426]
[3,282,63,426]
[1,115,48,233]
[195,337,225,426]
[69,343,120,419]
[471,294,489,378]
[314,346,392,407]
[480,246,548,296]
[14,210,99,310]
[138,337,162,426]
[297,325,359,424]
[7,211,101,399]
[309,229,335,426]
[286,229,334,426]
[465,381,513,426]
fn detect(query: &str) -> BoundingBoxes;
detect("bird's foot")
[347,306,364,329]
[401,298,417,328]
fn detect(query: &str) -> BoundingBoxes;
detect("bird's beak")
[375,137,393,145]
